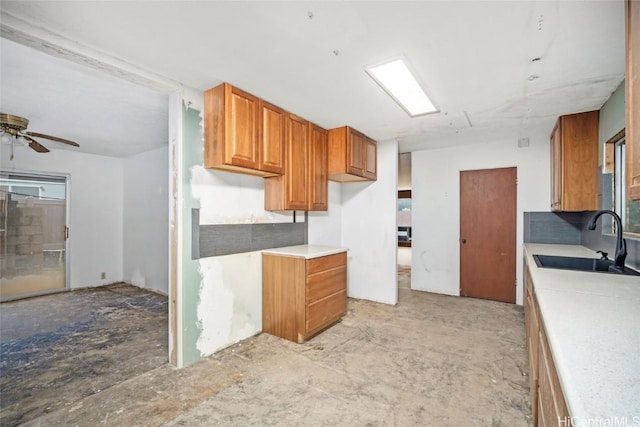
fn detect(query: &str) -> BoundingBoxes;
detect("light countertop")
[524,243,640,426]
[262,244,347,259]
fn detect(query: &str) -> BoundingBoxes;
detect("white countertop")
[524,243,640,426]
[262,244,347,259]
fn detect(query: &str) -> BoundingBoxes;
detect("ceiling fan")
[0,113,80,160]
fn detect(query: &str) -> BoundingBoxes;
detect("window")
[611,138,640,235]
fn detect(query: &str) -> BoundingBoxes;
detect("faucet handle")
[596,250,609,260]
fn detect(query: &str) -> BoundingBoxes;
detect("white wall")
[398,247,412,266]
[1,145,124,288]
[411,136,550,305]
[123,146,169,294]
[308,181,342,246]
[340,140,398,305]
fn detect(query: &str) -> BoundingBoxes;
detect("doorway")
[397,153,412,290]
[459,167,516,303]
[0,172,69,300]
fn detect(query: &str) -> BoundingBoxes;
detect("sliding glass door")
[0,172,68,300]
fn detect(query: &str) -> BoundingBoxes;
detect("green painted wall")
[599,80,625,147]
[181,102,204,366]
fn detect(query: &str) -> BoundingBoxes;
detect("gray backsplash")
[523,212,583,245]
[191,209,308,259]
[524,210,640,270]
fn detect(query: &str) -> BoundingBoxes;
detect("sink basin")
[533,254,640,276]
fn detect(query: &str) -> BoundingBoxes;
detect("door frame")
[0,169,71,300]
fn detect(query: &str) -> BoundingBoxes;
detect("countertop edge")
[262,244,348,259]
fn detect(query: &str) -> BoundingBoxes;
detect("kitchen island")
[524,243,640,427]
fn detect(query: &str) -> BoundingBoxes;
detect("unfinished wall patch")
[196,252,261,357]
[196,258,234,356]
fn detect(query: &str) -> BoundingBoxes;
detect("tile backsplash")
[524,210,640,270]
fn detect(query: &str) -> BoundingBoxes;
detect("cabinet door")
[258,100,285,174]
[308,124,328,211]
[347,129,366,176]
[285,114,309,210]
[627,0,640,200]
[226,85,259,169]
[550,121,562,211]
[562,111,599,211]
[538,326,570,427]
[363,137,377,180]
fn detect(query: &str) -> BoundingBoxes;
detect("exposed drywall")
[412,135,550,305]
[123,146,169,294]
[341,140,398,305]
[0,145,124,288]
[179,92,298,367]
[195,250,262,356]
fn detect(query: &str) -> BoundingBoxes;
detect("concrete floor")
[1,276,531,426]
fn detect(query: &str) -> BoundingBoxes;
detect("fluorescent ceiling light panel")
[366,58,438,117]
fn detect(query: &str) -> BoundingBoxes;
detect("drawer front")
[307,252,346,275]
[306,290,347,333]
[307,266,346,304]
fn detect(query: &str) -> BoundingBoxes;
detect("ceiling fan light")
[16,136,29,146]
[0,132,13,144]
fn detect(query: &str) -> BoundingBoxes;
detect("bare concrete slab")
[0,284,168,426]
[1,284,531,426]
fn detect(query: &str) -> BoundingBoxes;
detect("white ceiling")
[0,38,169,158]
[0,1,626,157]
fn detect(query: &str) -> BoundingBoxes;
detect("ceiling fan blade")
[25,131,80,147]
[24,136,50,153]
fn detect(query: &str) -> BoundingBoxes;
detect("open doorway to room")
[0,37,171,425]
[0,172,69,300]
[398,153,412,290]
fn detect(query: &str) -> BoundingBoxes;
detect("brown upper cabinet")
[308,123,329,211]
[550,110,599,212]
[327,126,377,182]
[204,83,284,177]
[258,100,286,175]
[264,116,328,211]
[626,0,640,200]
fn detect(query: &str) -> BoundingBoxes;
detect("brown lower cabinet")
[262,251,347,343]
[525,261,571,427]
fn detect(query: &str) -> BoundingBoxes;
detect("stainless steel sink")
[533,254,640,276]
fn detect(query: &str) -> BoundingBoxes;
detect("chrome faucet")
[587,210,627,273]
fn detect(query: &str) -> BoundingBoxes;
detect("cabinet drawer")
[307,266,346,304]
[307,252,346,275]
[306,290,346,333]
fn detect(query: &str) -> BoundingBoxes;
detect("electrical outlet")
[101,272,106,280]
